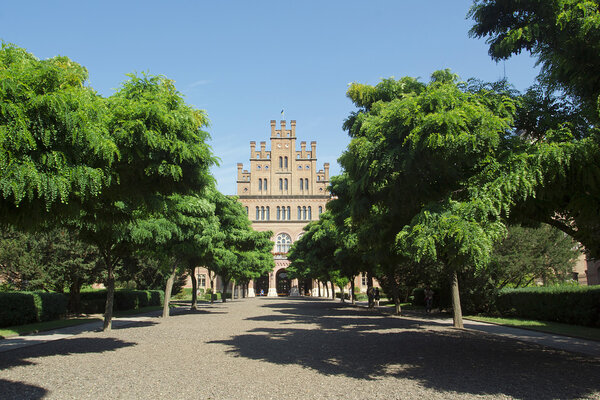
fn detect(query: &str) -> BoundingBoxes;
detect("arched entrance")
[255,274,269,296]
[276,269,291,296]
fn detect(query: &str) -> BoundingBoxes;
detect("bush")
[0,292,68,328]
[335,292,351,300]
[496,286,600,327]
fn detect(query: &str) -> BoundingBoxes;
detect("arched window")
[277,206,281,220]
[261,206,265,220]
[318,206,323,215]
[266,206,270,220]
[279,178,283,190]
[276,233,292,254]
[305,178,309,191]
[255,207,259,221]
[279,156,283,168]
[287,206,291,220]
[245,206,249,216]
[258,178,262,191]
[297,206,302,220]
[284,178,288,190]
[308,206,312,220]
[302,206,307,220]
[284,156,288,169]
[299,178,303,190]
[264,179,268,191]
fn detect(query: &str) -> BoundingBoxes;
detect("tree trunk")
[317,280,321,297]
[350,278,356,305]
[68,279,83,315]
[103,263,115,331]
[330,281,335,299]
[222,279,230,303]
[210,272,215,304]
[190,267,198,310]
[340,285,345,303]
[451,270,463,328]
[232,280,236,301]
[162,263,178,319]
[367,272,374,309]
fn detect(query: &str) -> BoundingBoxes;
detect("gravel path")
[0,298,598,400]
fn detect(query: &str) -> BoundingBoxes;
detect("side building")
[237,120,330,296]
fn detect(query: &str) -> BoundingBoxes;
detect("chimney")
[250,141,256,157]
[324,162,330,180]
[311,141,316,158]
[270,120,276,137]
[290,120,296,137]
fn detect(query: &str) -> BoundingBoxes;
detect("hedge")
[0,292,68,328]
[495,286,600,327]
[80,290,163,314]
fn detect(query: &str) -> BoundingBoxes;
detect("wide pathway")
[0,298,598,399]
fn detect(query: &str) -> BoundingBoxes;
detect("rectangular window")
[361,274,368,286]
[198,274,206,287]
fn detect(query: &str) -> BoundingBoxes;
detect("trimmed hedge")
[0,292,68,328]
[496,286,600,327]
[80,290,164,314]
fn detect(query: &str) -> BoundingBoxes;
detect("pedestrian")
[424,286,434,313]
[374,287,380,307]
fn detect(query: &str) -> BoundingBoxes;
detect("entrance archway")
[255,274,269,296]
[276,269,291,296]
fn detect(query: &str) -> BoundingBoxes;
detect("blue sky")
[1,1,539,194]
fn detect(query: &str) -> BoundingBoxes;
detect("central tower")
[237,120,330,296]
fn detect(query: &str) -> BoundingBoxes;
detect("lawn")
[465,315,600,342]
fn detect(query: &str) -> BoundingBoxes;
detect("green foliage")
[0,292,67,327]
[495,286,600,327]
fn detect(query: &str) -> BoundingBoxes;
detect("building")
[237,120,330,296]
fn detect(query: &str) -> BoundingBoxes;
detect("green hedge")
[0,292,68,328]
[80,290,164,313]
[496,286,600,327]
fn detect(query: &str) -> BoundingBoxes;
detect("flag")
[281,109,284,119]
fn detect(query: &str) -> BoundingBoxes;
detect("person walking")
[374,287,380,307]
[424,286,434,313]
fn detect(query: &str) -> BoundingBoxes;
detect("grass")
[465,315,600,342]
[0,305,164,339]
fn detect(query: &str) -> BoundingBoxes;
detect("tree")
[75,73,216,330]
[340,71,517,327]
[0,43,117,226]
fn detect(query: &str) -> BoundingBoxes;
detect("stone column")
[267,270,278,297]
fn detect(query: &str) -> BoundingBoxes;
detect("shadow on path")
[210,299,600,400]
[0,379,48,400]
[0,337,136,370]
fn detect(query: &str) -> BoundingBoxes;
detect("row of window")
[249,206,323,221]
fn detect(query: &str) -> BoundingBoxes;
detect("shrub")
[496,286,600,327]
[80,290,164,314]
[0,292,68,328]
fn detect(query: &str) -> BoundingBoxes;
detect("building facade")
[237,120,330,296]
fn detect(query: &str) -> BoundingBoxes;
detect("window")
[308,206,312,220]
[258,178,262,191]
[276,233,292,253]
[245,206,249,216]
[302,206,307,220]
[318,206,322,216]
[284,156,288,169]
[298,165,302,170]
[277,206,281,220]
[256,154,260,159]
[279,157,283,168]
[299,179,303,190]
[287,206,291,220]
[257,165,261,170]
[265,165,269,169]
[198,274,206,288]
[305,165,310,169]
[255,207,259,221]
[279,178,283,190]
[297,206,302,220]
[264,179,268,191]
[284,178,288,190]
[361,274,368,286]
[261,206,265,220]
[305,178,309,191]
[266,206,270,221]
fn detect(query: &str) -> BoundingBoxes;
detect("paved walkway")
[0,298,598,399]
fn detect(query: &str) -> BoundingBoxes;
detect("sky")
[1,1,540,195]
